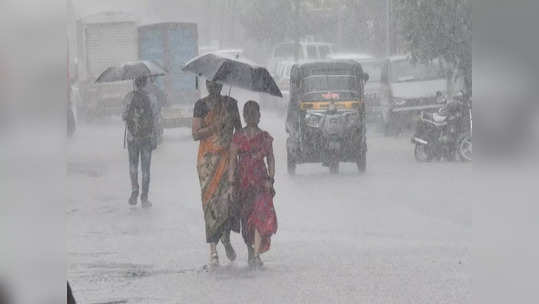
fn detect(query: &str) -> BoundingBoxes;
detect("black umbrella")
[182,53,282,97]
[95,60,167,83]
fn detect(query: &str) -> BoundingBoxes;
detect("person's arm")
[192,100,217,141]
[266,143,275,181]
[232,100,242,132]
[121,93,133,121]
[192,117,217,141]
[147,96,155,133]
[160,90,168,108]
[263,135,276,192]
[264,142,276,194]
[228,142,238,184]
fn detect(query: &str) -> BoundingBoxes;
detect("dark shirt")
[193,96,239,119]
[193,98,209,118]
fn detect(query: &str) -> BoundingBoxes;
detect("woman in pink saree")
[229,101,278,269]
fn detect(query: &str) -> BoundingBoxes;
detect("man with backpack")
[122,76,156,208]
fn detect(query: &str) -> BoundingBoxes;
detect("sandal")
[253,255,264,270]
[247,246,255,267]
[221,232,236,262]
[209,252,219,268]
[224,242,237,262]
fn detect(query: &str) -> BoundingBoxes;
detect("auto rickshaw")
[285,60,369,174]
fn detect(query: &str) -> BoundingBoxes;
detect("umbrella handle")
[228,87,232,97]
[123,124,127,149]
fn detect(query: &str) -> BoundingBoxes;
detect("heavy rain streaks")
[65,1,471,303]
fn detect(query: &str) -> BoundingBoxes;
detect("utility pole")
[229,0,236,46]
[385,0,392,58]
[294,1,300,62]
[337,6,344,49]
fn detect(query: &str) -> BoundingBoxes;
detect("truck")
[76,12,139,118]
[138,22,199,129]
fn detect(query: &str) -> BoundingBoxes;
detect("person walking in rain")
[122,76,156,208]
[229,101,277,269]
[192,80,242,268]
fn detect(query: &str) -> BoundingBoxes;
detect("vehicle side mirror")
[363,73,369,82]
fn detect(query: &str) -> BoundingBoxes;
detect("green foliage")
[239,0,296,44]
[238,0,391,54]
[395,0,471,86]
[238,0,342,44]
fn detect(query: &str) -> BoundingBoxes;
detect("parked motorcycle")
[411,92,472,162]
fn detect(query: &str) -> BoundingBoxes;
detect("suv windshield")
[274,43,303,59]
[307,46,317,59]
[391,59,444,82]
[319,45,331,59]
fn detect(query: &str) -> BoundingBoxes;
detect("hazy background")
[0,0,539,303]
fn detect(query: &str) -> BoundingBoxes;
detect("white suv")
[268,41,334,74]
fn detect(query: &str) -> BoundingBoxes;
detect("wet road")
[67,109,470,304]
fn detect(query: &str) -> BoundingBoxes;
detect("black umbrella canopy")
[183,53,282,97]
[95,60,167,83]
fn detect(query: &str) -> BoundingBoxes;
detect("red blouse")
[232,131,273,190]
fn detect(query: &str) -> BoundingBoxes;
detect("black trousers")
[127,138,152,199]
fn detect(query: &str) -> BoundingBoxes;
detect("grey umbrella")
[95,60,167,83]
[182,53,283,97]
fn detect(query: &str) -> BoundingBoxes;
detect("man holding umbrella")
[122,76,155,208]
[97,61,167,208]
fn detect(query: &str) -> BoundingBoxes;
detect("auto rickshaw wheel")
[287,151,296,175]
[357,148,367,172]
[329,161,339,174]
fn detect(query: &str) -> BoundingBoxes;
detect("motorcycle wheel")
[287,150,296,175]
[414,144,433,162]
[357,148,367,172]
[458,134,472,162]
